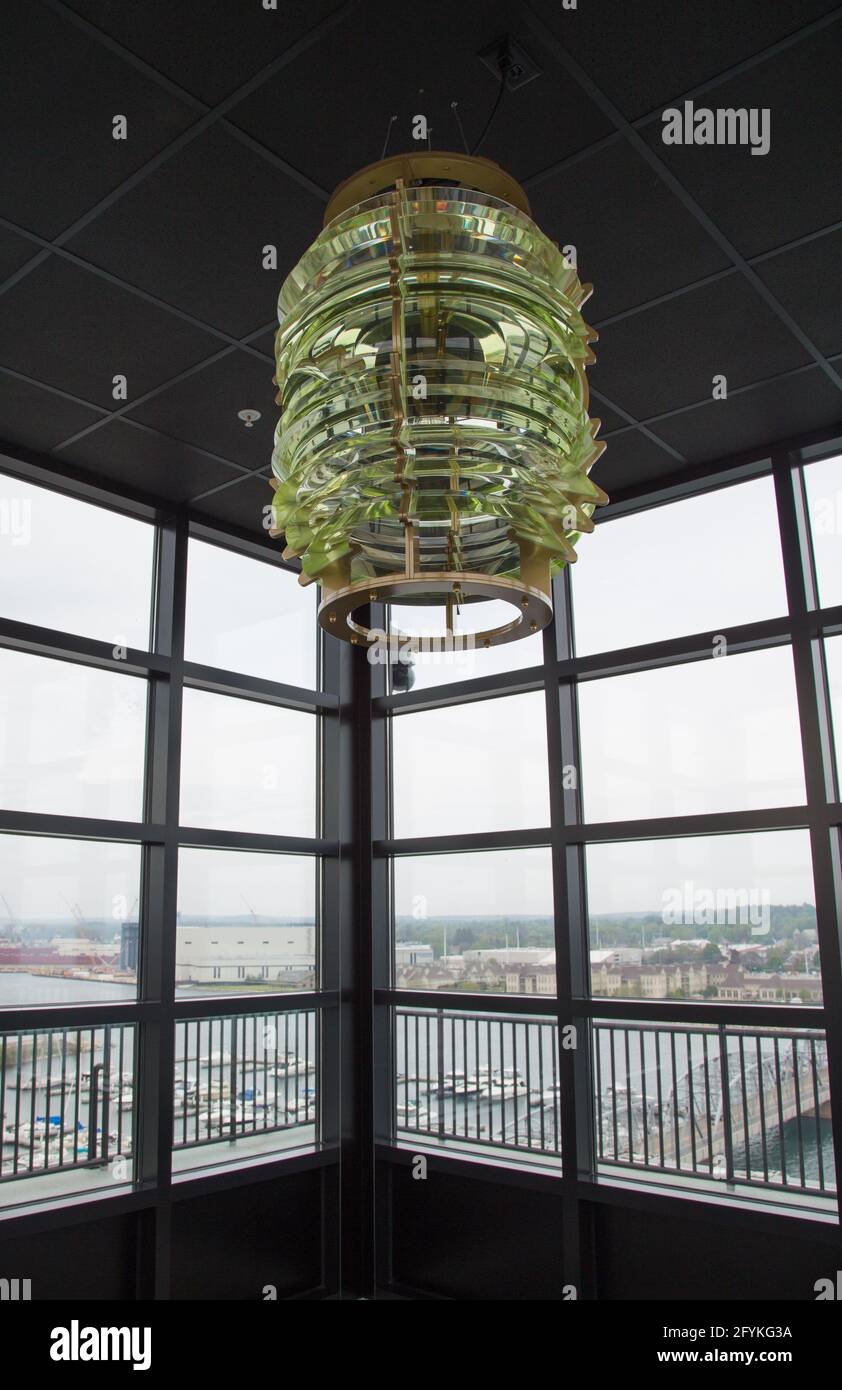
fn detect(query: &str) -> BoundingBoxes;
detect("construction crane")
[240,894,259,923]
[62,895,93,942]
[0,894,19,941]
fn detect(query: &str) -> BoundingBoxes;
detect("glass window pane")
[185,538,317,689]
[0,648,147,820]
[391,692,549,838]
[176,848,316,997]
[586,830,820,1005]
[804,453,842,608]
[0,471,154,647]
[825,634,842,777]
[0,833,140,1006]
[571,478,787,656]
[578,647,805,821]
[387,601,543,693]
[392,849,554,993]
[179,689,316,836]
[171,1007,317,1175]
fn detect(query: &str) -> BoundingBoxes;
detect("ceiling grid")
[0,0,839,518]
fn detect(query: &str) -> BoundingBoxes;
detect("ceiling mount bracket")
[478,35,541,91]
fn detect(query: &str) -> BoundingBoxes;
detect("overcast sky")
[2,464,838,919]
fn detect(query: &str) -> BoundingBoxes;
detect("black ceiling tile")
[591,428,681,497]
[191,472,274,533]
[598,423,636,452]
[58,419,245,502]
[2,2,198,240]
[62,0,341,107]
[647,368,842,464]
[0,373,103,453]
[66,125,325,338]
[590,276,812,421]
[127,350,277,467]
[529,0,839,121]
[251,328,278,359]
[227,0,613,193]
[0,226,40,284]
[589,397,628,435]
[2,3,841,502]
[754,230,842,358]
[0,256,220,409]
[529,142,731,322]
[640,28,842,257]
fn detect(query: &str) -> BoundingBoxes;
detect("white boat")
[396,1100,420,1122]
[271,1053,314,1077]
[529,1089,559,1107]
[285,1097,315,1116]
[17,1121,48,1145]
[198,1104,254,1128]
[101,1086,133,1106]
[235,1087,265,1106]
[439,1071,482,1096]
[396,1101,431,1127]
[482,1078,524,1098]
[79,1070,133,1095]
[197,1081,231,1102]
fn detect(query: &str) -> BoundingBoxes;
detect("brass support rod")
[404,523,416,579]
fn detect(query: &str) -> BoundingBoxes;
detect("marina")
[2,999,836,1201]
[1,999,318,1182]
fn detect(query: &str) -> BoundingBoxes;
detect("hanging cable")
[380,114,398,159]
[451,100,470,154]
[471,55,509,155]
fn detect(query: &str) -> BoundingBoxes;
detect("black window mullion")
[135,510,188,1297]
[772,451,842,1205]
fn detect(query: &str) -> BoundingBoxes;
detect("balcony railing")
[0,1023,135,1181]
[173,1009,317,1152]
[3,1008,834,1200]
[1,1009,317,1187]
[394,1009,561,1157]
[394,1009,836,1197]
[594,1019,833,1194]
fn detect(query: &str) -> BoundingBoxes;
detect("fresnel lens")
[268,151,606,649]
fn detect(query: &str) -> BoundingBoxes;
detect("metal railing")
[1,1009,318,1187]
[173,1008,317,1152]
[394,1009,561,1157]
[1,1023,135,1181]
[394,1009,836,1196]
[3,1007,833,1199]
[594,1019,833,1194]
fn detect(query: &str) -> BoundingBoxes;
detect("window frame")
[375,435,842,1231]
[4,424,842,1291]
[0,458,342,1275]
